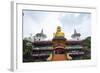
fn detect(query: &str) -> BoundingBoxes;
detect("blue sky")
[23,10,91,40]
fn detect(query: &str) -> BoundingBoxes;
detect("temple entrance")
[53,48,65,54]
[52,48,67,61]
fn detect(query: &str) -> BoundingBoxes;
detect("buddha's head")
[57,26,61,32]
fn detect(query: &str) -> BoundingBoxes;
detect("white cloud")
[23,10,91,40]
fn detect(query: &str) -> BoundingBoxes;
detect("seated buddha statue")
[53,26,64,37]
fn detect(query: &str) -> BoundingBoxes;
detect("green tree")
[82,37,91,49]
[23,39,33,62]
[82,36,91,59]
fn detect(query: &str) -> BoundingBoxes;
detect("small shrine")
[34,29,47,41]
[71,29,81,40]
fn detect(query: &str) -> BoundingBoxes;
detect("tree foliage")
[82,36,91,59]
[23,39,32,55]
[23,39,33,62]
[82,36,91,49]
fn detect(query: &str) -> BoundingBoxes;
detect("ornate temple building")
[47,26,72,61]
[32,26,88,61]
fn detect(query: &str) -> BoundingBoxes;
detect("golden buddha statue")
[53,26,64,37]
